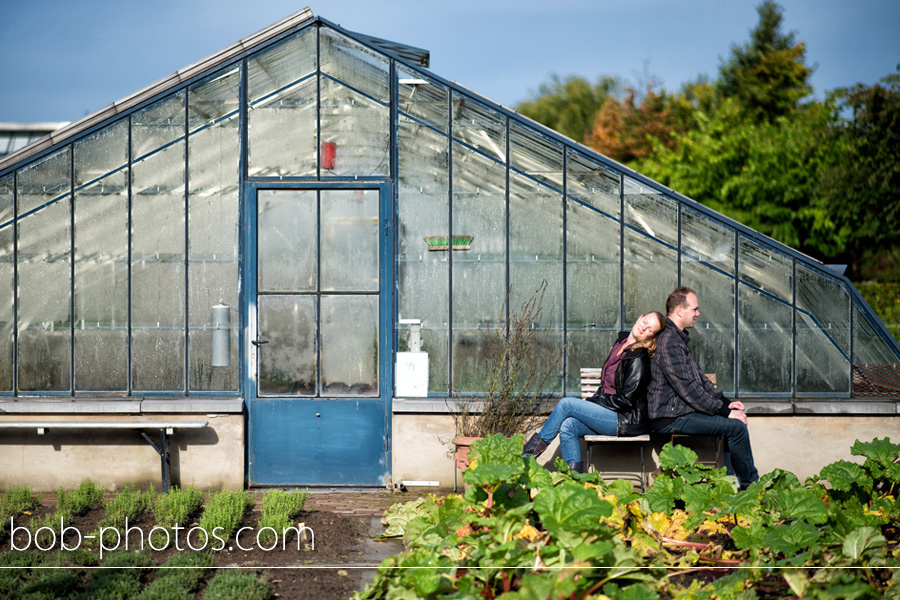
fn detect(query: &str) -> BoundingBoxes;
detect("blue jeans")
[656,412,759,486]
[538,397,617,463]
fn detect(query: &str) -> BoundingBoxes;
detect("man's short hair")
[666,286,696,316]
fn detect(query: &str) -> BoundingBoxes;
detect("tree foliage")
[515,1,899,281]
[516,74,618,144]
[586,83,692,164]
[717,0,813,121]
[819,68,900,271]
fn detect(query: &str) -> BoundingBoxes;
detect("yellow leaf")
[514,523,542,542]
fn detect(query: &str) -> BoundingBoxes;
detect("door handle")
[251,339,269,347]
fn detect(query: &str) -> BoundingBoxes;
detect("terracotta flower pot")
[451,435,482,471]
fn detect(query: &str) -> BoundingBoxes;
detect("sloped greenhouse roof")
[1,6,898,400]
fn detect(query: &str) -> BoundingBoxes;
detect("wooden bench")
[0,420,208,491]
[581,367,651,490]
[580,368,723,490]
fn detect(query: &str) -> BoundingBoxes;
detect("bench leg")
[140,429,171,492]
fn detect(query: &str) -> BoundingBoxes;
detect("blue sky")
[1,0,898,123]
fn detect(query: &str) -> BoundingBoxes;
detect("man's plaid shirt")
[647,317,731,424]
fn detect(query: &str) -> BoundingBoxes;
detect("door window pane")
[320,190,379,292]
[258,295,316,396]
[321,295,378,396]
[258,190,317,293]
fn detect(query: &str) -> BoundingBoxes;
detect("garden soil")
[5,489,432,599]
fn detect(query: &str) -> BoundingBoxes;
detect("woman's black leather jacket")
[586,331,651,436]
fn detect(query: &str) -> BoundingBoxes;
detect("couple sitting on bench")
[522,287,759,489]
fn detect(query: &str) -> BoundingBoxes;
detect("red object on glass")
[322,141,336,170]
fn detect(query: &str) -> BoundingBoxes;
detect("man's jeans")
[656,412,759,486]
[538,397,617,463]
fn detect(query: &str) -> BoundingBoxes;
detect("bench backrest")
[579,367,715,398]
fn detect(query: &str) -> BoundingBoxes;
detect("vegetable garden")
[360,435,900,599]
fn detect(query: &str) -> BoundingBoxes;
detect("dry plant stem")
[455,280,568,438]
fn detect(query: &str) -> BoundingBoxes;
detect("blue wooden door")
[247,185,391,486]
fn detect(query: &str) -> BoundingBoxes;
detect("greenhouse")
[1,8,898,490]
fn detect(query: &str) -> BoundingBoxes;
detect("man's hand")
[728,401,745,411]
[728,408,748,425]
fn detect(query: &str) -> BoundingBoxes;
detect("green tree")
[717,0,813,121]
[516,74,618,144]
[637,98,846,260]
[818,68,900,278]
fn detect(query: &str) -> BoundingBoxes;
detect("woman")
[521,311,665,473]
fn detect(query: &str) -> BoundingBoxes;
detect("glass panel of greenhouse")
[0,14,897,408]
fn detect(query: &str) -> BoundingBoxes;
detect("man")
[648,287,759,488]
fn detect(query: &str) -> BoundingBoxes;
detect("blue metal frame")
[243,180,393,486]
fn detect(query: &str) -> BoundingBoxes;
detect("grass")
[136,552,215,600]
[27,479,107,549]
[57,479,105,517]
[256,488,309,545]
[0,485,41,539]
[97,483,155,547]
[201,570,273,600]
[153,484,204,528]
[1,485,42,514]
[197,489,256,541]
[0,484,322,599]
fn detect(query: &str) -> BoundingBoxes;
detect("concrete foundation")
[0,414,244,492]
[1,410,897,493]
[391,413,900,490]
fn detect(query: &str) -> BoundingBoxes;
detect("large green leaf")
[762,520,821,557]
[766,486,829,524]
[851,437,900,466]
[818,459,874,494]
[852,437,900,486]
[533,481,613,541]
[659,443,700,472]
[842,526,887,561]
[469,433,525,468]
[645,474,680,514]
[462,461,522,489]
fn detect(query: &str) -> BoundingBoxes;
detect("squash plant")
[361,434,900,599]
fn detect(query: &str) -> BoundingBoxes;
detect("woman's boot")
[567,461,584,474]
[521,433,550,458]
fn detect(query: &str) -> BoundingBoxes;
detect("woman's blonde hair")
[629,311,666,357]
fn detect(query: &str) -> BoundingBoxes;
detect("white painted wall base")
[391,413,900,491]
